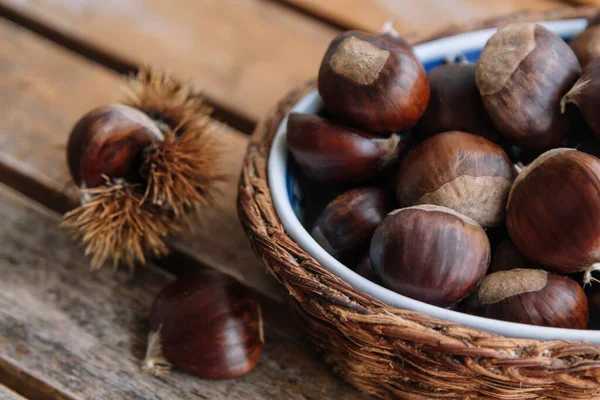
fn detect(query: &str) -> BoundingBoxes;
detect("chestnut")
[562,59,600,139]
[474,269,588,329]
[67,104,163,188]
[396,131,515,228]
[476,23,581,150]
[586,285,600,329]
[370,205,490,307]
[414,63,500,142]
[318,30,430,135]
[488,238,536,274]
[312,187,391,264]
[356,254,381,284]
[287,113,404,183]
[569,12,600,67]
[143,270,263,379]
[506,148,600,283]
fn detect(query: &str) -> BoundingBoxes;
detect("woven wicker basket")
[238,7,600,399]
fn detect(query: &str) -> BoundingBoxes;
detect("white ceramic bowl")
[269,18,600,343]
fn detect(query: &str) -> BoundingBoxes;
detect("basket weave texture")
[238,7,600,399]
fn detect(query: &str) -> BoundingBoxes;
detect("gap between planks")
[0,3,255,134]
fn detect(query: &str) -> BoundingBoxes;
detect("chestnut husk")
[562,59,600,139]
[287,113,405,183]
[396,131,516,228]
[414,63,500,142]
[506,148,600,282]
[476,23,581,150]
[370,205,490,307]
[143,270,263,379]
[318,30,430,135]
[473,269,588,329]
[312,187,391,264]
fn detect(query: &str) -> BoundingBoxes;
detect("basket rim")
[238,6,600,397]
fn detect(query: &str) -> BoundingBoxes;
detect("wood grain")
[0,183,360,399]
[0,385,27,400]
[279,0,570,35]
[0,0,338,124]
[0,18,284,302]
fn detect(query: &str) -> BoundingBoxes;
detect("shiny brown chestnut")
[143,270,263,379]
[474,269,588,329]
[287,113,404,183]
[312,187,391,263]
[476,23,581,150]
[356,254,381,284]
[396,131,516,228]
[586,285,600,329]
[569,12,600,67]
[370,205,490,307]
[67,104,163,188]
[488,238,536,274]
[414,63,500,142]
[562,59,600,139]
[318,30,429,135]
[506,149,600,283]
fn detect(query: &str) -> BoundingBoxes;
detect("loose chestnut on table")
[472,269,588,329]
[370,205,490,307]
[143,270,263,380]
[506,148,600,283]
[562,59,600,139]
[286,113,404,183]
[311,187,391,264]
[318,30,430,135]
[396,131,515,228]
[476,23,581,150]
[414,63,500,143]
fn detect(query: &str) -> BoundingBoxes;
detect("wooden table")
[0,0,595,399]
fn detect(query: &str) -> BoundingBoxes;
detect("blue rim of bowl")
[268,18,600,342]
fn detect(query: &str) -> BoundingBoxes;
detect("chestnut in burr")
[287,113,404,183]
[143,271,263,379]
[414,63,500,142]
[312,187,391,264]
[506,148,600,284]
[318,30,430,135]
[396,131,516,228]
[370,205,490,307]
[474,269,588,329]
[476,23,581,150]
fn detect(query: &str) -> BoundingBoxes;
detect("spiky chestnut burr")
[61,69,222,270]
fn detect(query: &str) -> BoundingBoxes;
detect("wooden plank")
[0,0,339,124]
[278,0,569,36]
[0,183,361,399]
[0,385,27,400]
[0,17,284,302]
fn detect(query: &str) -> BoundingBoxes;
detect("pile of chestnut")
[286,18,600,330]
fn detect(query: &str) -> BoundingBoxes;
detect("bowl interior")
[268,18,600,342]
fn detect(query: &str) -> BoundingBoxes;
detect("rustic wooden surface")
[280,0,568,33]
[0,0,590,398]
[0,183,362,400]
